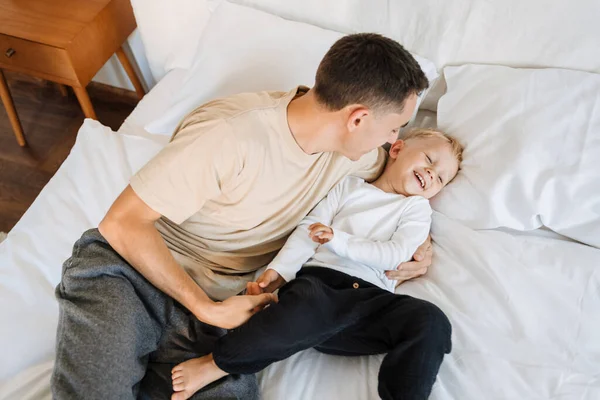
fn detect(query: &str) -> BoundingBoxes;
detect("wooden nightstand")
[0,0,145,147]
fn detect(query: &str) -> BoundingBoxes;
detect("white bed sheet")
[1,77,599,400]
[0,124,161,400]
[260,213,600,399]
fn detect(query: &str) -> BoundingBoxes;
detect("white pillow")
[232,0,600,74]
[145,1,438,135]
[431,64,600,248]
[130,0,220,81]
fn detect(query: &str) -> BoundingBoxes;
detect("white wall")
[91,29,156,91]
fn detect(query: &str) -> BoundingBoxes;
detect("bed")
[1,1,599,399]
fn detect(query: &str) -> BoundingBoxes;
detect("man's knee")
[58,231,138,296]
[59,256,121,301]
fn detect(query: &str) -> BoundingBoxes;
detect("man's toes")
[173,382,186,391]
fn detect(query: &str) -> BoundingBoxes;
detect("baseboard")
[4,71,139,107]
[87,81,139,106]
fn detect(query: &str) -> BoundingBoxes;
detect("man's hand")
[196,269,284,329]
[385,235,433,286]
[308,223,334,244]
[205,293,278,330]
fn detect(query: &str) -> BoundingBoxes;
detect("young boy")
[171,128,463,400]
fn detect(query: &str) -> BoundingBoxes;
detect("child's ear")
[388,140,404,159]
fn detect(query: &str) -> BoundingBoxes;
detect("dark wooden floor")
[0,71,137,232]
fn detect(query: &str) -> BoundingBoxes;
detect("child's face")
[386,136,459,199]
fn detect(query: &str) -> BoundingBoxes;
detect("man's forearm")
[99,219,215,322]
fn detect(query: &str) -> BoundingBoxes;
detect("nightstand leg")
[73,86,97,120]
[116,47,145,100]
[0,69,27,147]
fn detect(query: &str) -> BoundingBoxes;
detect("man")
[52,33,434,399]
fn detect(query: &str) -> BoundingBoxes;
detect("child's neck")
[371,174,400,195]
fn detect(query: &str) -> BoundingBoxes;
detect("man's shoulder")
[179,90,288,130]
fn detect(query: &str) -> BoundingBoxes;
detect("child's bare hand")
[245,269,285,313]
[247,269,286,295]
[308,223,334,244]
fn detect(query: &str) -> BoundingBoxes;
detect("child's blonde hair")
[402,128,463,164]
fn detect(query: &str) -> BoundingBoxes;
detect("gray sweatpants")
[51,229,259,400]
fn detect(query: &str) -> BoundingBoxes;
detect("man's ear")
[346,106,370,133]
[388,139,405,159]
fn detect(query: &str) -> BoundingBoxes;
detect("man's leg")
[314,295,452,400]
[52,228,258,400]
[138,301,259,400]
[51,229,171,399]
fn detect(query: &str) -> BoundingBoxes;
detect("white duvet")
[1,121,598,400]
[260,214,600,400]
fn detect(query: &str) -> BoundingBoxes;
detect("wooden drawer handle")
[5,48,16,58]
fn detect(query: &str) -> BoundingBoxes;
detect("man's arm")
[104,121,276,328]
[99,186,276,330]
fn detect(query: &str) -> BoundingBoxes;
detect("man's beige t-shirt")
[130,86,386,300]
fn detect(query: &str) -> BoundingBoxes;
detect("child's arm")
[266,180,345,282]
[325,197,431,272]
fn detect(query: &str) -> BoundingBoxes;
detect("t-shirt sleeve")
[129,120,241,224]
[351,147,387,182]
[325,196,432,270]
[266,178,347,282]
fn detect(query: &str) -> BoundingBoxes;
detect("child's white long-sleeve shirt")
[267,176,432,292]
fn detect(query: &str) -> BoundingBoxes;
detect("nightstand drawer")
[0,34,77,84]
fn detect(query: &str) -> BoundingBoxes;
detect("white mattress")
[1,72,599,400]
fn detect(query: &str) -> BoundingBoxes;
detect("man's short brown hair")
[314,33,429,113]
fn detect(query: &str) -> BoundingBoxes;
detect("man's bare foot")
[171,353,228,400]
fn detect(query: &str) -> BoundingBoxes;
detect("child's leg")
[213,271,369,373]
[314,295,452,400]
[171,268,385,398]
